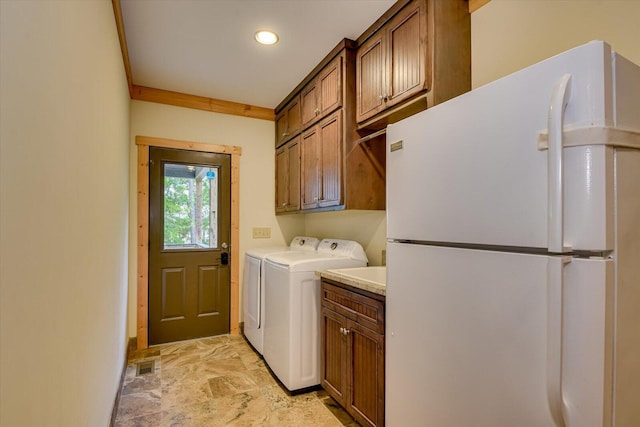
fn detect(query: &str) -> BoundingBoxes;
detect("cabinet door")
[275,144,288,213]
[300,126,321,209]
[318,55,342,116]
[302,55,343,129]
[285,95,302,137]
[275,109,288,147]
[275,137,300,213]
[386,0,426,108]
[347,320,385,427]
[301,79,319,128]
[276,96,301,147]
[356,32,386,123]
[321,307,348,407]
[318,112,342,208]
[286,137,300,211]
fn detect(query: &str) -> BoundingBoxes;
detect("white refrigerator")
[385,41,640,427]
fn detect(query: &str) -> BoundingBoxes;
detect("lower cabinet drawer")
[321,281,384,338]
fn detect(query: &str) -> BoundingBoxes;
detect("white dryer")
[263,239,368,392]
[243,236,319,354]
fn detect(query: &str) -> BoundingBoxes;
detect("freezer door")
[386,41,636,251]
[386,242,613,427]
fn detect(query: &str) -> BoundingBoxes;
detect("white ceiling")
[121,0,396,109]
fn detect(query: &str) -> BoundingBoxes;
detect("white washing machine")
[243,236,319,355]
[263,239,368,392]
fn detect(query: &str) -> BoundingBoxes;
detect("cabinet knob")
[282,203,287,207]
[282,132,288,137]
[315,108,320,115]
[340,327,350,336]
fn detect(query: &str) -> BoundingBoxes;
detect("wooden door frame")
[136,135,242,350]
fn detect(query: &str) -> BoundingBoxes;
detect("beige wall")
[472,0,640,88]
[0,1,130,425]
[128,101,305,336]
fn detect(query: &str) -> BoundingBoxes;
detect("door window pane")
[163,163,218,250]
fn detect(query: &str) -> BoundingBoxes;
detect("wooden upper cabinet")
[356,0,470,128]
[318,113,342,208]
[275,145,288,213]
[301,126,321,210]
[276,111,288,146]
[275,37,392,214]
[357,0,426,123]
[288,139,301,212]
[287,97,302,136]
[301,80,319,129]
[386,1,426,107]
[301,55,343,129]
[275,137,300,213]
[275,95,301,147]
[356,32,386,122]
[301,112,343,210]
[274,0,469,212]
[318,56,343,117]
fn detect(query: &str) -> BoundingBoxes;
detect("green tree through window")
[163,165,215,249]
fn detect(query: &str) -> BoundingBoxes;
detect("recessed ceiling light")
[255,30,279,45]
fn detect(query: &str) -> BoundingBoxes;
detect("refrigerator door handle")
[547,256,572,427]
[547,74,572,253]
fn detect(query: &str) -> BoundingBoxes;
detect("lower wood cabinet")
[321,280,385,427]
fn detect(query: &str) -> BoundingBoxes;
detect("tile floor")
[114,334,358,426]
